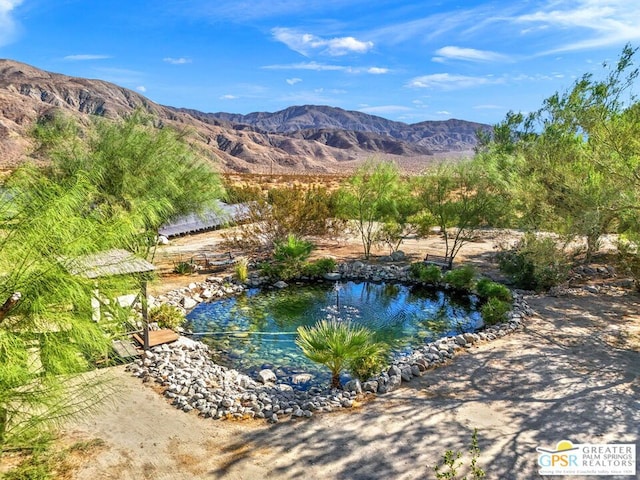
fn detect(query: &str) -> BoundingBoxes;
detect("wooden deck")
[132,329,180,348]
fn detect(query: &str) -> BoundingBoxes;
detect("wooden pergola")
[65,249,156,350]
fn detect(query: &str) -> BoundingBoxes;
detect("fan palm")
[296,319,386,389]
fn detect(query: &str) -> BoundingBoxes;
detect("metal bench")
[423,253,453,270]
[192,252,236,272]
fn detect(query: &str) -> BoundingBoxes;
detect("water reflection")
[185,281,481,389]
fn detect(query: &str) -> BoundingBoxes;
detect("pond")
[185,281,482,389]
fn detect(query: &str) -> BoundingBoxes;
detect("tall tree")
[0,166,133,449]
[33,110,224,257]
[338,160,400,259]
[413,162,506,262]
[477,45,640,261]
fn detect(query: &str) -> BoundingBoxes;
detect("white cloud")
[0,0,22,47]
[407,73,502,90]
[220,94,238,100]
[437,110,452,115]
[163,57,192,65]
[136,86,147,93]
[286,77,302,85]
[272,27,373,56]
[63,54,111,61]
[515,0,640,53]
[433,46,509,63]
[367,67,389,74]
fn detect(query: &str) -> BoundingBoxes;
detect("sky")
[1,0,639,125]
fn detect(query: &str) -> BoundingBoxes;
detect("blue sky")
[1,1,639,125]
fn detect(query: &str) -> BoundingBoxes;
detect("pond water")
[185,281,482,389]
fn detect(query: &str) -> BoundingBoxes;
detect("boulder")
[257,369,277,384]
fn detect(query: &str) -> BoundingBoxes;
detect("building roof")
[158,201,250,238]
[65,249,156,279]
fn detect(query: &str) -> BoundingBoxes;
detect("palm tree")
[296,319,386,389]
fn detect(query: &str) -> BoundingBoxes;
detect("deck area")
[132,329,180,348]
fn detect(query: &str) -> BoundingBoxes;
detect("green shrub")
[148,304,185,330]
[302,257,337,277]
[498,233,570,291]
[173,260,196,275]
[409,262,443,284]
[443,265,476,290]
[349,351,389,382]
[296,319,387,389]
[480,297,511,325]
[435,428,485,479]
[264,234,315,280]
[235,256,249,282]
[476,278,513,302]
[273,234,314,263]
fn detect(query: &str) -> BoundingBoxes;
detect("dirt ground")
[58,230,640,479]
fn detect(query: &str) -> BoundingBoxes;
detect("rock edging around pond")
[126,261,533,423]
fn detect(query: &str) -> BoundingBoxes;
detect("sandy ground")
[57,231,640,480]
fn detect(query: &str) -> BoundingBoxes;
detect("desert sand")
[59,230,640,480]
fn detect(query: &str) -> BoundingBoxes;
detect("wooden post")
[141,277,149,351]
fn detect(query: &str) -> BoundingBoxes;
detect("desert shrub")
[148,304,185,330]
[173,260,196,275]
[349,351,389,382]
[259,261,282,280]
[480,297,511,326]
[261,234,315,280]
[302,257,337,278]
[476,278,513,302]
[235,256,249,282]
[443,265,476,290]
[435,428,485,479]
[273,234,314,262]
[498,233,570,291]
[409,262,443,284]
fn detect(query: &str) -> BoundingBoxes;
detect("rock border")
[127,262,532,423]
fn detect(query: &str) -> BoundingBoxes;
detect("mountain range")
[0,59,491,173]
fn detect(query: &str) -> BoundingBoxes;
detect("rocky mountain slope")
[0,59,490,173]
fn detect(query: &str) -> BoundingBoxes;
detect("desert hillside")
[0,59,490,173]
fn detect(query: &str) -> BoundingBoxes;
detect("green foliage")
[349,352,389,382]
[443,266,477,290]
[173,260,196,275]
[301,257,337,278]
[477,45,640,261]
[498,234,570,291]
[409,262,443,284]
[260,234,315,280]
[475,278,513,302]
[273,234,314,263]
[435,428,486,480]
[480,298,511,326]
[222,184,344,249]
[33,110,224,258]
[413,162,507,262]
[235,256,249,282]
[616,238,640,291]
[296,319,387,389]
[148,304,185,330]
[338,160,402,259]
[0,166,131,449]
